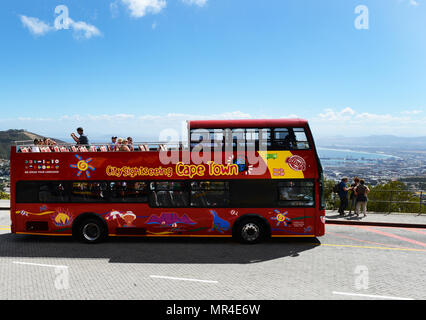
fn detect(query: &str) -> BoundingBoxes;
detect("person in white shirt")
[32,139,41,152]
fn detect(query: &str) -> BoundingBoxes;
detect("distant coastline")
[317,147,401,160]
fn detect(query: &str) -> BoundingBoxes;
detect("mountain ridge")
[0,129,65,159]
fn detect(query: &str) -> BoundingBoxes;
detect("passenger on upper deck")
[115,138,130,152]
[71,127,89,145]
[32,139,41,152]
[111,136,117,150]
[283,131,297,149]
[127,137,134,151]
[43,137,57,146]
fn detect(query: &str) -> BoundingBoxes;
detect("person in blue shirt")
[338,177,350,216]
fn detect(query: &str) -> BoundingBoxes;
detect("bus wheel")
[235,218,266,244]
[76,218,107,244]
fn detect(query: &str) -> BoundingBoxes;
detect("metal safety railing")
[14,140,187,153]
[330,189,426,215]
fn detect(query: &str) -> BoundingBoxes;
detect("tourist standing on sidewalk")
[338,177,350,216]
[348,177,360,215]
[354,179,370,217]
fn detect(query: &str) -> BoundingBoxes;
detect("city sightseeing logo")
[70,154,95,178]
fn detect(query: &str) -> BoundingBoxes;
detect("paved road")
[0,211,425,300]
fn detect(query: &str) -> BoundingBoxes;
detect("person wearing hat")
[115,138,130,152]
[111,136,117,151]
[71,127,89,145]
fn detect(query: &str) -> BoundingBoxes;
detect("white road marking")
[150,275,218,284]
[332,291,414,300]
[13,261,68,269]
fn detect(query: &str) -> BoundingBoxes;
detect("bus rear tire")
[75,218,107,244]
[234,218,267,244]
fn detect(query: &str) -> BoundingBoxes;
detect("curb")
[326,219,426,229]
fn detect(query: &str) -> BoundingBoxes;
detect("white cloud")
[310,107,426,137]
[121,0,167,18]
[4,108,426,141]
[398,0,420,6]
[110,1,120,18]
[401,109,423,115]
[19,13,101,39]
[68,18,102,39]
[181,0,208,7]
[20,15,53,36]
[318,107,356,121]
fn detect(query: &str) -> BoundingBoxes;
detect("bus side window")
[149,182,189,208]
[16,181,70,203]
[232,128,245,151]
[190,181,229,207]
[277,180,315,207]
[245,128,259,151]
[229,180,275,207]
[109,181,149,203]
[190,129,211,150]
[272,128,295,150]
[292,128,310,149]
[70,182,108,203]
[259,128,271,150]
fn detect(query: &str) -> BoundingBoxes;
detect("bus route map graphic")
[70,154,95,178]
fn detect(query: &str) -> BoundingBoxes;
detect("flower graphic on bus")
[51,208,74,227]
[70,154,95,178]
[271,209,291,227]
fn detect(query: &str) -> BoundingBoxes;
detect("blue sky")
[0,0,425,141]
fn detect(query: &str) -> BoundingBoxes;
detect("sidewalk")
[0,200,9,209]
[325,210,426,228]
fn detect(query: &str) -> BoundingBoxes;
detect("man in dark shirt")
[71,127,89,145]
[338,177,349,216]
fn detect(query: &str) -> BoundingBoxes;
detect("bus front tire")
[74,218,108,244]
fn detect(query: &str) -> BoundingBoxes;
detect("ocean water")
[317,147,397,166]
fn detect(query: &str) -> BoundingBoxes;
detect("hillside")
[0,129,64,159]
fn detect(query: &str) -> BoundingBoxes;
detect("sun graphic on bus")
[271,209,291,227]
[70,154,95,178]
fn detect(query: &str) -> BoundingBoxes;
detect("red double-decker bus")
[10,119,325,243]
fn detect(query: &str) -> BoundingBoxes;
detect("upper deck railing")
[14,140,186,153]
